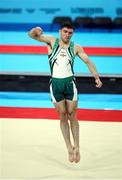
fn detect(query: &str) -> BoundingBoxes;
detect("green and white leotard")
[49,38,78,102]
[49,38,75,78]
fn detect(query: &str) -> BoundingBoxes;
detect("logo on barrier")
[71,8,104,15]
[0,8,22,14]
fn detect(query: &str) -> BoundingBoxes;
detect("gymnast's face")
[60,27,74,43]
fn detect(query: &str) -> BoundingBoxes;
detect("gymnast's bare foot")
[68,147,74,163]
[73,148,80,163]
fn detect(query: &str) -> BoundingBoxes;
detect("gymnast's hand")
[95,78,103,88]
[28,27,43,39]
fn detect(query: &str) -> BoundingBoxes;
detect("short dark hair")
[60,22,75,30]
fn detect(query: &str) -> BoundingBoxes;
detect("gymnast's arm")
[75,44,103,88]
[28,26,56,45]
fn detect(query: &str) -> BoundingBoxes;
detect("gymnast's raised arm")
[28,26,56,45]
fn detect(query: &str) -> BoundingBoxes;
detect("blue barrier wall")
[1,32,122,46]
[1,54,122,75]
[0,0,122,23]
